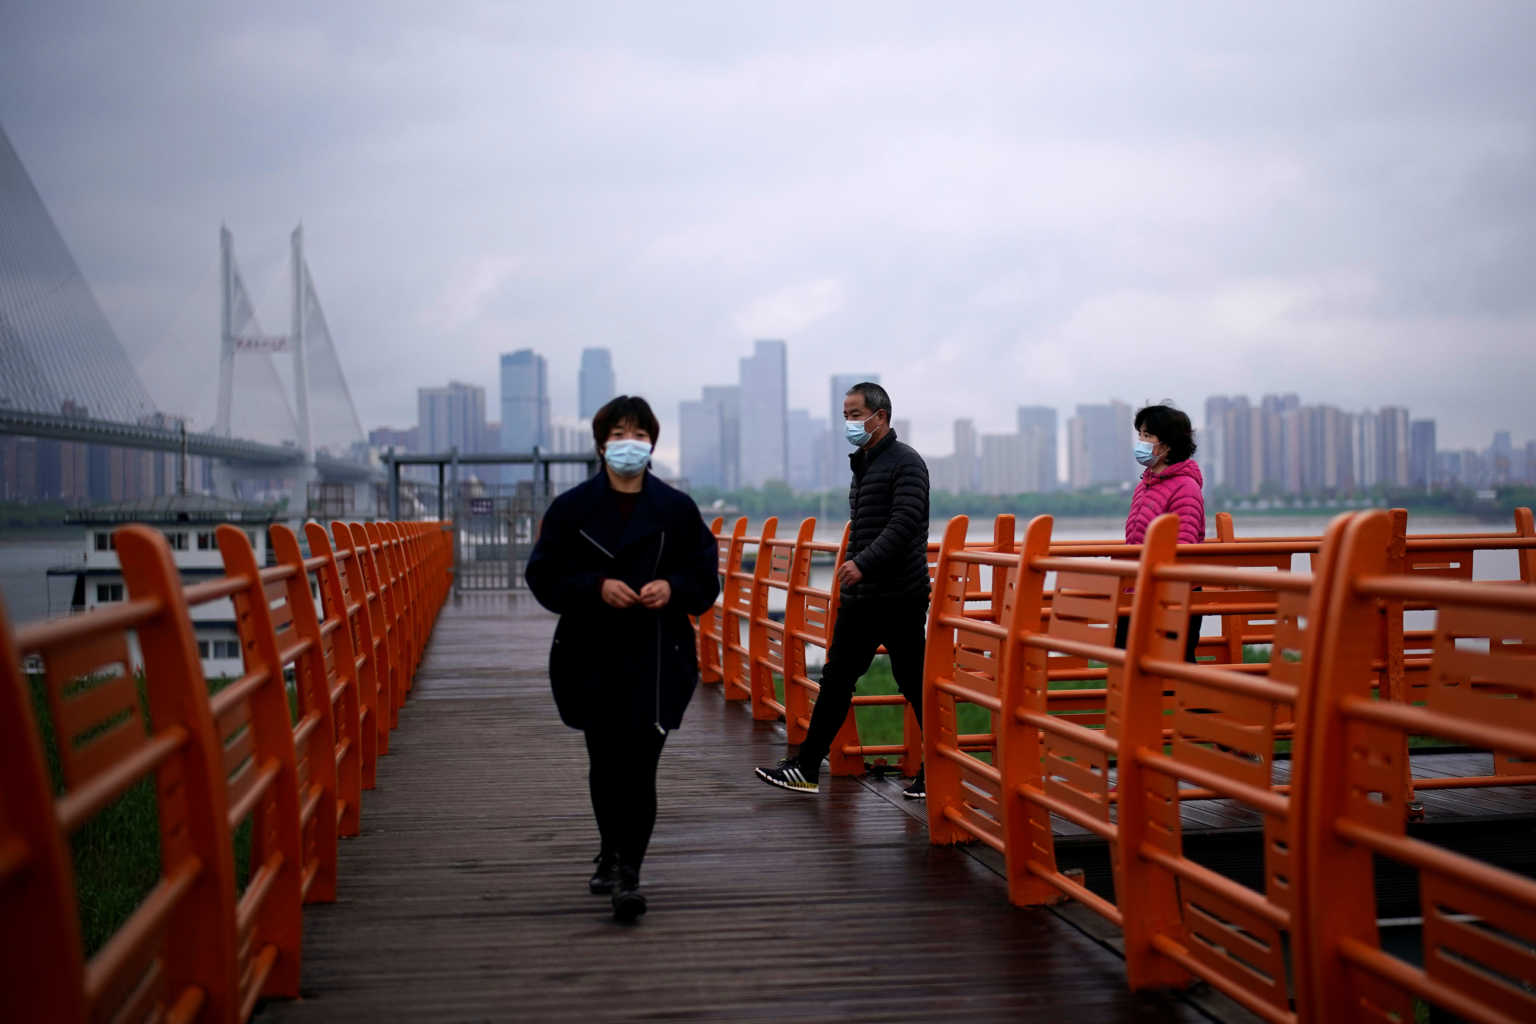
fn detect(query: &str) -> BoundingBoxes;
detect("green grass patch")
[780,658,992,754]
[26,671,271,955]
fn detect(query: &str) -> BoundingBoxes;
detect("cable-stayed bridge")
[0,122,378,507]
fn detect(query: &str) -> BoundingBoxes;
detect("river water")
[0,512,1522,629]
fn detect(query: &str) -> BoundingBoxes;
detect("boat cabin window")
[197,531,216,550]
[94,532,116,551]
[95,583,124,602]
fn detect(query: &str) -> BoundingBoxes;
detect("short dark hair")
[1134,404,1196,463]
[845,382,891,419]
[591,395,660,454]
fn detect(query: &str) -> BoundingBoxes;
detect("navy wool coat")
[524,471,720,732]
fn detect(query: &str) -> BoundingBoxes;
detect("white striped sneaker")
[755,757,819,794]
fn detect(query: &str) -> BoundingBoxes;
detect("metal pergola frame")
[384,448,603,595]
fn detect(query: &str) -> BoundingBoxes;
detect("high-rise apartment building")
[979,433,1032,495]
[678,398,723,489]
[418,380,487,455]
[1204,395,1259,494]
[738,340,788,488]
[1016,405,1058,492]
[1259,393,1300,490]
[1204,396,1230,490]
[1376,407,1410,487]
[952,418,978,494]
[1067,401,1133,489]
[786,409,823,492]
[1353,411,1381,489]
[701,385,742,490]
[500,350,550,482]
[578,348,616,419]
[1490,430,1515,484]
[1409,420,1437,489]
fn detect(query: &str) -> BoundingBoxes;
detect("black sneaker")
[589,852,619,894]
[611,867,647,923]
[755,757,819,794]
[902,768,925,800]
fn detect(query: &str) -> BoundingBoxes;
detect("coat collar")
[850,429,898,474]
[616,471,667,551]
[578,470,667,554]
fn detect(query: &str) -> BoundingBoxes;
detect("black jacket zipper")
[653,531,666,735]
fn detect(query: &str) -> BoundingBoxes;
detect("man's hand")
[601,578,641,608]
[639,579,672,609]
[837,560,864,588]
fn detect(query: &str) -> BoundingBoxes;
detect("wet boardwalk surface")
[256,593,1214,1023]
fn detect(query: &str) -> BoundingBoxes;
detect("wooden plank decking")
[255,593,1214,1023]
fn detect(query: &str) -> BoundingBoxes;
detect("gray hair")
[845,381,891,418]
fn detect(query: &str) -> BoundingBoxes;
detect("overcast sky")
[3,1,1533,468]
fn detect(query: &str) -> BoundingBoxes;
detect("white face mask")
[604,439,652,476]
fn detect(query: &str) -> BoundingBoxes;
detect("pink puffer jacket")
[1125,459,1206,545]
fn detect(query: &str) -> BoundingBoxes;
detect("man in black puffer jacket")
[756,381,931,798]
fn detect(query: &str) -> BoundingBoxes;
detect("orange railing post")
[305,521,367,833]
[0,596,89,1023]
[744,516,781,720]
[697,516,728,685]
[332,521,390,760]
[718,518,753,702]
[265,524,345,902]
[349,522,402,730]
[212,524,306,1001]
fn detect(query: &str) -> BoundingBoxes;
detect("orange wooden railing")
[708,509,1534,782]
[919,509,1536,1023]
[0,519,452,1024]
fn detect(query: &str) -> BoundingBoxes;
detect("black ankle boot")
[588,852,619,895]
[611,866,646,922]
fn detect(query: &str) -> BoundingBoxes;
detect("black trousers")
[797,595,928,769]
[584,725,667,872]
[1114,613,1204,662]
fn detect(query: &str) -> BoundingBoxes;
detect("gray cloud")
[2,0,1533,467]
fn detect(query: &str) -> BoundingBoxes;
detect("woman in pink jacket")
[1118,404,1205,659]
[1126,403,1205,545]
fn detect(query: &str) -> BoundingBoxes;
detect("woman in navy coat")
[524,395,719,921]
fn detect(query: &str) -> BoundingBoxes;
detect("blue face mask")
[844,418,871,447]
[604,439,652,477]
[1134,440,1158,467]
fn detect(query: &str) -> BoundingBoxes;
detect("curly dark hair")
[591,395,660,454]
[1134,404,1197,463]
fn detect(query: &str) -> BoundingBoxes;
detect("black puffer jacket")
[842,430,931,604]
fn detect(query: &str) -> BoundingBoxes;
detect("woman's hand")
[639,579,672,609]
[601,578,641,608]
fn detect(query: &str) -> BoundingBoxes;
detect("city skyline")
[377,343,1535,498]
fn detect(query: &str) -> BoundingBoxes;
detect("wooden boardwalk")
[256,593,1216,1023]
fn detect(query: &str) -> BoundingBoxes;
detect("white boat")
[46,495,283,680]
